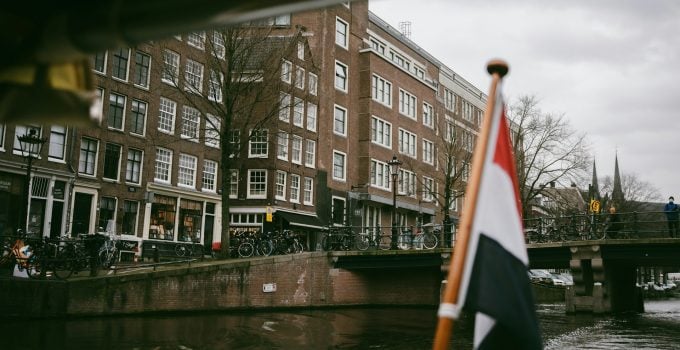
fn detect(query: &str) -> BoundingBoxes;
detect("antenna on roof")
[399,21,412,39]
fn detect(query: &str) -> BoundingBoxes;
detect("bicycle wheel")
[175,244,188,257]
[321,236,331,251]
[52,257,73,280]
[355,234,370,251]
[256,240,274,256]
[422,234,438,249]
[238,242,254,258]
[378,235,392,250]
[26,255,43,279]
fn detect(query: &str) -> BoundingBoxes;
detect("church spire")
[591,159,600,200]
[612,153,624,207]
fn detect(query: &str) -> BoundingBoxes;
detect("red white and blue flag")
[438,84,542,349]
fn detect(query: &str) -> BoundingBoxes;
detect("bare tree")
[599,173,661,212]
[508,95,590,218]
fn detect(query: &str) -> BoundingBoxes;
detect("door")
[50,201,64,239]
[72,192,93,236]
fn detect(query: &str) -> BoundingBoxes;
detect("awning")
[276,211,325,230]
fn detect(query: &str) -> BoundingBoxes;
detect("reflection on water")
[1,300,680,349]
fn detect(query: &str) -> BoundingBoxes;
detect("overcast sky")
[369,0,680,201]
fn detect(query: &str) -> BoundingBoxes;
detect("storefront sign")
[0,179,11,192]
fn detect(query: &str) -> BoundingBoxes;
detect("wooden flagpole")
[433,59,509,350]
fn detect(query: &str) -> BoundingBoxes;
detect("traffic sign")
[590,200,600,213]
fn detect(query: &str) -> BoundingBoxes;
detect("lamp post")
[387,155,402,250]
[17,128,47,236]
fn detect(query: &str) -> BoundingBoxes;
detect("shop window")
[98,197,116,232]
[149,194,176,240]
[179,199,202,242]
[121,200,138,235]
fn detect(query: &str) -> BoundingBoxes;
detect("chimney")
[550,181,555,188]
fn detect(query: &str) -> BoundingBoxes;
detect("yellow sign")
[590,200,600,213]
[266,206,273,222]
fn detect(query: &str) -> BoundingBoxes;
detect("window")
[178,153,197,188]
[229,130,240,157]
[78,138,98,176]
[247,169,267,199]
[205,113,220,148]
[154,147,172,183]
[332,197,346,225]
[463,100,474,121]
[187,31,206,50]
[371,74,392,106]
[463,132,474,152]
[0,124,5,151]
[334,105,347,136]
[93,88,104,120]
[445,115,455,143]
[297,42,305,60]
[398,169,416,197]
[93,52,107,74]
[445,89,456,112]
[48,125,67,161]
[13,125,42,155]
[126,148,143,184]
[290,174,300,203]
[130,100,147,135]
[111,48,130,81]
[399,129,417,158]
[229,170,239,198]
[423,102,434,128]
[308,73,318,95]
[184,59,204,93]
[305,139,316,168]
[370,159,390,190]
[399,89,416,119]
[275,171,287,200]
[371,116,391,148]
[107,93,126,130]
[158,97,176,133]
[334,61,348,91]
[335,17,348,48]
[369,37,386,55]
[181,106,200,141]
[421,138,435,165]
[303,177,314,205]
[103,143,122,180]
[99,197,117,231]
[212,31,225,59]
[295,67,305,90]
[306,102,317,132]
[423,176,434,202]
[277,131,289,160]
[293,97,304,127]
[133,51,151,88]
[208,70,223,102]
[291,135,302,164]
[281,60,292,83]
[162,50,179,85]
[279,92,291,122]
[121,200,139,235]
[332,151,346,181]
[202,159,218,192]
[248,129,268,157]
[462,162,470,182]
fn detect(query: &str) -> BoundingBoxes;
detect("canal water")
[2,299,679,349]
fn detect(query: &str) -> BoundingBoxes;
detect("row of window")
[153,147,219,192]
[368,158,436,202]
[281,60,318,95]
[0,125,68,163]
[98,197,140,235]
[368,36,427,81]
[275,170,314,205]
[276,132,316,168]
[93,49,151,89]
[370,116,435,163]
[371,74,434,127]
[278,93,317,131]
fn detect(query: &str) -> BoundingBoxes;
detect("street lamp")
[387,155,402,250]
[17,128,47,236]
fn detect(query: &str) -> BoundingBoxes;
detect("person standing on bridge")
[663,196,679,238]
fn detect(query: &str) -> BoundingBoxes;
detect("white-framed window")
[290,174,300,203]
[399,128,417,158]
[306,102,317,132]
[133,51,151,88]
[103,142,122,181]
[93,87,104,120]
[0,124,6,151]
[297,42,305,60]
[370,159,390,190]
[423,102,434,128]
[334,61,348,92]
[247,169,267,199]
[281,59,292,83]
[422,176,435,202]
[371,74,392,107]
[399,88,417,119]
[248,129,268,158]
[293,98,304,127]
[111,48,130,81]
[303,177,314,205]
[423,139,434,165]
[202,159,218,192]
[154,147,173,183]
[180,106,200,141]
[184,59,204,93]
[335,17,348,48]
[291,135,302,164]
[445,115,455,143]
[178,153,197,188]
[48,125,67,162]
[126,148,143,184]
[162,49,179,85]
[130,100,147,136]
[205,113,220,148]
[275,171,287,200]
[107,93,126,131]
[229,130,240,158]
[78,137,98,176]
[305,139,316,168]
[279,92,291,122]
[398,169,416,197]
[462,162,470,182]
[13,125,42,155]
[369,37,386,55]
[208,70,223,102]
[295,66,305,90]
[463,132,474,152]
[445,88,456,112]
[121,200,139,235]
[332,150,346,181]
[187,31,206,50]
[93,51,107,74]
[158,97,176,134]
[308,73,318,95]
[212,31,226,59]
[229,169,239,198]
[371,116,391,148]
[277,131,289,160]
[333,105,347,136]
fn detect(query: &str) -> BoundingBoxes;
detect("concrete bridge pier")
[565,244,643,314]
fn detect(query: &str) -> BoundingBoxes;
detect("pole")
[24,155,33,235]
[433,59,509,350]
[391,172,398,250]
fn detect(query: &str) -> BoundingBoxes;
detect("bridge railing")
[523,211,675,243]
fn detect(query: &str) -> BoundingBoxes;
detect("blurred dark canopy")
[0,0,347,125]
